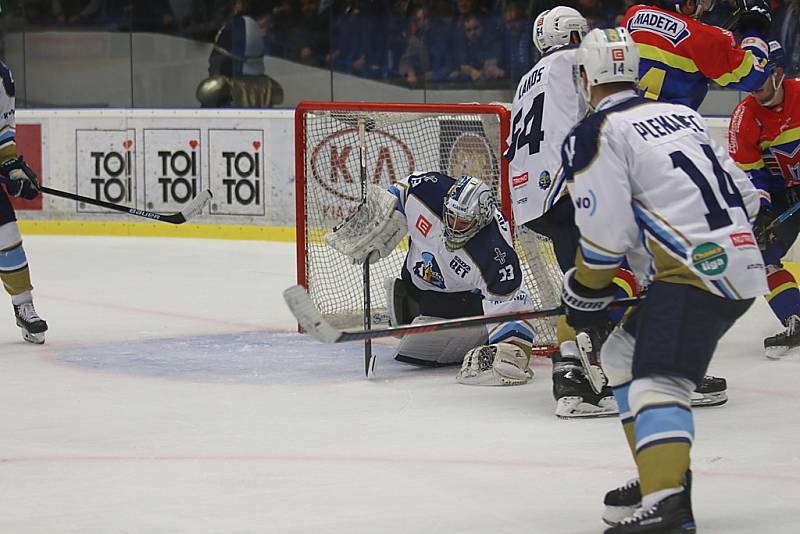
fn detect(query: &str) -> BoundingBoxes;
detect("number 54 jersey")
[562,92,768,299]
[505,45,586,225]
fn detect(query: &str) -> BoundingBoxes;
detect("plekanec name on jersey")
[632,112,705,142]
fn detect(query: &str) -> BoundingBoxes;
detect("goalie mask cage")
[295,101,562,355]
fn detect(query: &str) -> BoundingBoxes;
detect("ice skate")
[603,489,695,533]
[553,361,617,418]
[603,471,692,527]
[14,300,48,344]
[691,375,727,407]
[764,314,800,359]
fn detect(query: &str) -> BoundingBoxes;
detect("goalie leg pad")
[394,316,487,366]
[600,327,635,388]
[384,277,420,327]
[457,342,533,386]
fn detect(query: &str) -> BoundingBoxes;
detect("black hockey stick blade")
[284,284,640,344]
[40,186,212,224]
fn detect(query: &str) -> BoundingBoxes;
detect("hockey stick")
[767,199,800,231]
[356,119,377,377]
[284,284,640,344]
[39,186,212,224]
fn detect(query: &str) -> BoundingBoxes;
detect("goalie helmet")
[442,176,495,251]
[532,6,589,54]
[577,27,639,108]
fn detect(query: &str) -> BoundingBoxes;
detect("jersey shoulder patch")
[405,172,454,214]
[562,97,651,176]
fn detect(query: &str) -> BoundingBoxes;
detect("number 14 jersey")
[562,92,767,300]
[505,45,585,225]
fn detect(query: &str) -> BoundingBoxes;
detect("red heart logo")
[189,139,199,149]
[253,141,261,150]
[122,139,133,149]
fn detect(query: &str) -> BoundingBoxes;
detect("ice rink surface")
[1,236,799,533]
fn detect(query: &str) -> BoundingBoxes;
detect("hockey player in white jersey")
[560,28,766,532]
[0,60,48,344]
[326,173,536,386]
[507,6,639,418]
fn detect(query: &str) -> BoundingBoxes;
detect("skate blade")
[765,344,800,360]
[602,504,640,526]
[555,396,618,419]
[690,391,727,407]
[21,330,45,344]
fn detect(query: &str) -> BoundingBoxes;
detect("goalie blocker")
[324,172,537,386]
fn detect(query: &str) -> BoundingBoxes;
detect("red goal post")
[294,101,561,354]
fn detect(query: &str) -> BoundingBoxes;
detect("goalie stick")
[39,186,212,224]
[284,284,640,344]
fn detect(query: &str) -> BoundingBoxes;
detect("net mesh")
[297,104,562,351]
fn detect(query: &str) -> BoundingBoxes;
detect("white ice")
[1,236,799,533]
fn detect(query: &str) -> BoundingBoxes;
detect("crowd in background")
[4,0,799,86]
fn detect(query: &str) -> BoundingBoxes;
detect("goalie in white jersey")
[560,28,766,532]
[327,173,536,386]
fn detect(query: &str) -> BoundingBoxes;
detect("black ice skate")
[603,471,692,527]
[13,301,48,344]
[764,314,800,360]
[690,375,727,407]
[603,489,695,533]
[553,362,617,418]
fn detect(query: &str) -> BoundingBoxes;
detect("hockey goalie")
[326,172,536,386]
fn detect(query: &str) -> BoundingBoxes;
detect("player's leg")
[0,190,47,344]
[602,282,753,533]
[761,191,800,358]
[388,271,487,367]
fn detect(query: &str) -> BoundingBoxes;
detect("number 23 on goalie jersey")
[387,172,521,301]
[561,92,768,299]
[505,45,586,225]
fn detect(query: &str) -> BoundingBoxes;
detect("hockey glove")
[753,203,777,250]
[0,157,40,200]
[734,0,772,36]
[562,267,615,335]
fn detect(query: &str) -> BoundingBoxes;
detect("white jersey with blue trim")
[505,45,586,225]
[388,172,523,301]
[561,90,768,300]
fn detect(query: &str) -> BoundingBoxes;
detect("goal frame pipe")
[294,101,512,329]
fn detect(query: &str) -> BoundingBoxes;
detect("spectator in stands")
[329,0,389,78]
[450,13,504,81]
[282,0,331,67]
[53,0,104,25]
[775,0,800,76]
[501,1,536,84]
[132,0,177,32]
[398,5,456,86]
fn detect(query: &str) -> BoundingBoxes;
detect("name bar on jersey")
[632,112,705,141]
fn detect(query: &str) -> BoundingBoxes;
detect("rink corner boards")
[17,220,296,242]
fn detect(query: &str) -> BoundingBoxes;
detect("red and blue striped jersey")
[624,4,770,110]
[729,78,800,202]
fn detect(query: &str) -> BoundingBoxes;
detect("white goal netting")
[295,102,563,353]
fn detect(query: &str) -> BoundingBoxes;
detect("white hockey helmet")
[532,6,589,54]
[443,176,495,251]
[577,27,640,107]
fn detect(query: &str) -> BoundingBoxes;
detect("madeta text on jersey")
[632,113,705,141]
[627,9,691,46]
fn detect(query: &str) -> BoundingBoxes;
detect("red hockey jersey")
[624,4,769,110]
[729,78,800,199]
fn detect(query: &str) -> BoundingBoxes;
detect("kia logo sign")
[309,128,415,202]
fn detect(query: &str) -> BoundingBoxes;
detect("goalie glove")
[0,157,40,200]
[561,267,615,335]
[325,183,408,265]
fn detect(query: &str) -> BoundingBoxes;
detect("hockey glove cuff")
[753,203,777,250]
[0,157,40,200]
[562,267,615,334]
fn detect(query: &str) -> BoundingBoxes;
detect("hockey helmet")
[532,6,589,54]
[577,27,640,107]
[661,0,716,16]
[443,176,495,251]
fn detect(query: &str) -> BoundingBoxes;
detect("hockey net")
[295,101,563,355]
